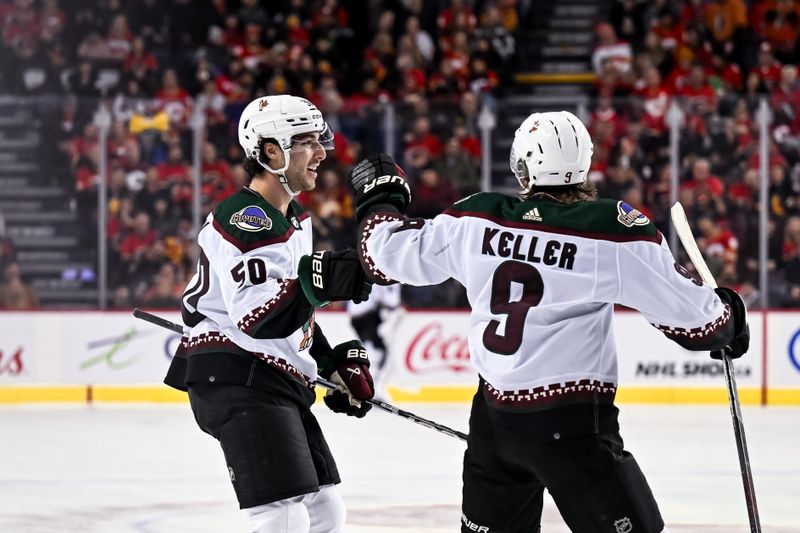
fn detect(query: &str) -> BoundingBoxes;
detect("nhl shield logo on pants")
[614,517,632,533]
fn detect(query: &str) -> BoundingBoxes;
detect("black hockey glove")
[710,287,750,360]
[348,153,411,223]
[318,340,374,418]
[298,249,372,307]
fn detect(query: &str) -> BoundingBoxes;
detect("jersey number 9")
[482,261,544,355]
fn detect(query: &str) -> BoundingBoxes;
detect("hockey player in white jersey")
[347,111,750,533]
[165,95,376,533]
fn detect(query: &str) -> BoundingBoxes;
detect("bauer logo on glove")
[363,174,411,194]
[348,153,411,222]
[318,340,375,418]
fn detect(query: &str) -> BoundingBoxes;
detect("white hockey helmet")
[238,94,334,194]
[510,110,593,193]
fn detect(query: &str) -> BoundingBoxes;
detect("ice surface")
[0,403,797,532]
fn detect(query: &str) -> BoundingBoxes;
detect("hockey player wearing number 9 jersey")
[347,111,750,533]
[164,95,378,533]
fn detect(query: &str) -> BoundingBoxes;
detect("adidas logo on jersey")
[522,208,542,222]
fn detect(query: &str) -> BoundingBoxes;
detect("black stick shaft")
[722,355,762,532]
[133,308,468,442]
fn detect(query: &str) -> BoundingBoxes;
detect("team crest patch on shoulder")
[230,205,272,232]
[616,201,649,227]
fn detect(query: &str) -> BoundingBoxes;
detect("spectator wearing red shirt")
[636,66,670,133]
[438,0,477,33]
[156,144,190,184]
[201,142,234,209]
[106,13,133,61]
[746,139,788,170]
[682,158,725,201]
[697,215,739,275]
[679,63,717,113]
[591,22,633,76]
[123,36,158,81]
[154,69,193,128]
[120,211,158,263]
[407,166,460,219]
[404,116,443,161]
[709,54,743,93]
[751,42,783,90]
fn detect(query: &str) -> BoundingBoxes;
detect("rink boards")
[1,309,799,404]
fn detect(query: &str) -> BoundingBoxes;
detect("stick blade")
[669,202,718,288]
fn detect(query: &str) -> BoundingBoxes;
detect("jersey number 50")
[482,261,544,355]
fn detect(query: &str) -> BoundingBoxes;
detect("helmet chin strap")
[258,150,301,197]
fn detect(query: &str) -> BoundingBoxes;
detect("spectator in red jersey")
[154,69,193,128]
[591,22,633,76]
[679,63,717,114]
[123,36,158,91]
[751,42,783,90]
[407,165,459,219]
[682,157,725,202]
[438,0,477,33]
[709,54,743,94]
[637,66,670,134]
[746,139,788,171]
[156,144,191,185]
[697,215,739,276]
[119,211,158,264]
[106,13,133,61]
[232,23,268,72]
[665,45,695,93]
[200,142,234,211]
[403,115,443,164]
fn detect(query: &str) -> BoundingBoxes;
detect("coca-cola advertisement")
[388,312,478,387]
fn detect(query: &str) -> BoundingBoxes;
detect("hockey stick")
[669,203,761,533]
[132,308,468,442]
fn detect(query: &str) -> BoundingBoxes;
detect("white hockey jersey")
[175,187,320,385]
[360,194,734,408]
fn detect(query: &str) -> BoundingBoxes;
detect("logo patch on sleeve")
[230,206,272,232]
[616,201,649,227]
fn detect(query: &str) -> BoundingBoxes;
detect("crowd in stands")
[0,0,517,309]
[592,0,800,308]
[0,0,799,309]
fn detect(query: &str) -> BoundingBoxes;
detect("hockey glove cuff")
[319,340,374,418]
[710,287,750,360]
[298,249,373,307]
[348,153,411,223]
